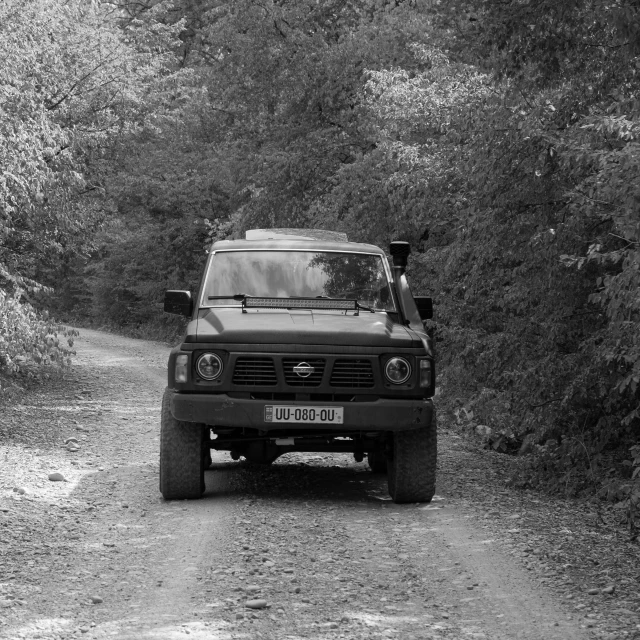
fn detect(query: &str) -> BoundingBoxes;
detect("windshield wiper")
[356,302,375,313]
[307,295,375,313]
[207,294,251,301]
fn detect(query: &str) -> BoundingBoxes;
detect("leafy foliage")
[0,0,181,290]
[0,0,183,373]
[0,291,77,385]
[419,0,640,496]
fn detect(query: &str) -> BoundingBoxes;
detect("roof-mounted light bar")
[244,297,357,311]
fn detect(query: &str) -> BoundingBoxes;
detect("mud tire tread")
[159,388,205,500]
[387,412,437,504]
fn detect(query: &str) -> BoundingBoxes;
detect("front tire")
[159,389,206,500]
[387,413,437,504]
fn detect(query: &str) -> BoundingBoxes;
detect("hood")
[194,308,417,348]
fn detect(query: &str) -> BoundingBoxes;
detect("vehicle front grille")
[232,357,277,386]
[330,359,375,388]
[283,358,326,387]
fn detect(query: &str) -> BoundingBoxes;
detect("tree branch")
[45,53,119,111]
[609,232,638,246]
[527,397,564,409]
[569,190,622,210]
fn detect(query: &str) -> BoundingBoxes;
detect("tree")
[0,0,184,373]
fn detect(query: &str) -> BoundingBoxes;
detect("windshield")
[201,250,395,311]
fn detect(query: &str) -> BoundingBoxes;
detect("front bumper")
[170,391,433,432]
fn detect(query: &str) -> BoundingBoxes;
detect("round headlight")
[384,357,411,385]
[196,353,223,380]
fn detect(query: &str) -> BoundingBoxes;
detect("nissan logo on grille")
[293,362,315,378]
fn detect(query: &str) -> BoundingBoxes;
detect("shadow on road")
[203,456,389,506]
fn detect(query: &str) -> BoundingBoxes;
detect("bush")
[0,291,77,384]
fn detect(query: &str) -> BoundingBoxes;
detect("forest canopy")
[1,0,639,496]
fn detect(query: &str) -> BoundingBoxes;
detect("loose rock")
[245,599,268,609]
[475,425,492,437]
[48,472,65,482]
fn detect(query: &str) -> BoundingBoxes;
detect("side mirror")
[414,296,433,320]
[164,290,193,317]
[389,241,411,270]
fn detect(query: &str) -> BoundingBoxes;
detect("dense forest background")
[1,0,639,499]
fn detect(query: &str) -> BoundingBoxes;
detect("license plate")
[264,406,344,424]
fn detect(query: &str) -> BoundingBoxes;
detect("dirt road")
[0,329,636,640]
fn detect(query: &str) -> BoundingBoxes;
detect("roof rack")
[245,228,348,242]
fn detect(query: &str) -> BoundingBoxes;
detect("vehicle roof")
[210,238,386,255]
[245,228,348,242]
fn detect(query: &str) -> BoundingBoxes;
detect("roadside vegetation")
[1,0,639,509]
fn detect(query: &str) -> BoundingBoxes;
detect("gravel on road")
[1,329,638,640]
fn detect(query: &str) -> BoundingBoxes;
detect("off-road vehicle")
[161,229,436,503]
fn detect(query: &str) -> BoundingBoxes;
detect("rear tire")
[159,389,206,500]
[242,441,280,465]
[387,412,436,504]
[367,448,387,474]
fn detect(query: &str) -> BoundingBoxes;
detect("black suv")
[161,229,436,503]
